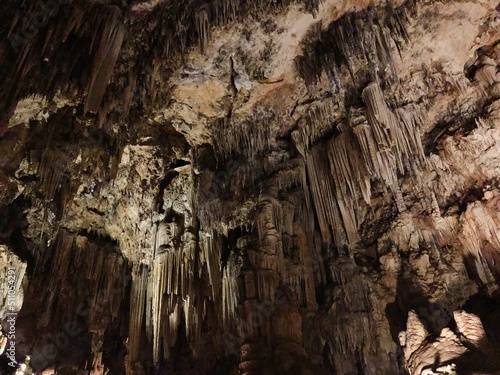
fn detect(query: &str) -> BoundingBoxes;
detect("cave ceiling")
[1,0,500,374]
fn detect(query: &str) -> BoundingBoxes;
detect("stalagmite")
[400,310,500,375]
[91,352,106,375]
[399,310,428,361]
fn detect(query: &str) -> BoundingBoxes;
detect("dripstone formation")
[1,0,500,374]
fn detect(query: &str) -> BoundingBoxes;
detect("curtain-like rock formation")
[1,0,500,374]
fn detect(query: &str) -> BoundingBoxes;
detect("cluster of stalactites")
[127,222,234,367]
[214,111,276,162]
[293,82,424,246]
[1,3,125,119]
[35,229,129,344]
[360,82,424,207]
[202,0,241,37]
[147,241,198,362]
[85,10,126,113]
[194,0,320,53]
[295,2,412,91]
[192,189,321,360]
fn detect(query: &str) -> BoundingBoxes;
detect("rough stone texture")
[0,0,500,374]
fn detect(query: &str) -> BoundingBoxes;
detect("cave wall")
[1,0,500,374]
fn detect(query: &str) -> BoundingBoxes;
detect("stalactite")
[195,5,210,54]
[295,222,319,308]
[5,0,500,372]
[294,81,424,247]
[163,303,180,359]
[150,251,168,363]
[199,229,222,299]
[211,0,240,25]
[295,99,344,148]
[326,129,366,244]
[145,227,207,363]
[222,252,242,329]
[128,265,148,364]
[395,106,426,168]
[0,2,128,124]
[303,144,345,244]
[362,84,398,157]
[32,229,129,350]
[39,230,74,327]
[85,8,126,113]
[39,149,71,202]
[361,82,424,212]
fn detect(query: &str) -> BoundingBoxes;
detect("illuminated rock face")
[1,0,500,374]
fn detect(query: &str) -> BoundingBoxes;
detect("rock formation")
[1,0,500,374]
